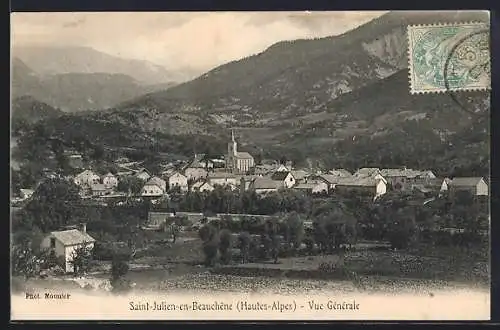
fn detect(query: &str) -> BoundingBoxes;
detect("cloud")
[11,11,387,72]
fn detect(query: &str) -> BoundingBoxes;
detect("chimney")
[80,223,87,234]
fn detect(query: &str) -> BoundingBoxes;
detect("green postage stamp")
[407,23,491,94]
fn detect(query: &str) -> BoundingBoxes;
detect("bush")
[111,257,129,281]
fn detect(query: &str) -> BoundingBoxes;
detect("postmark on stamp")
[407,23,490,94]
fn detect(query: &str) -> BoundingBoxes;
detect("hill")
[11,96,63,131]
[10,57,178,112]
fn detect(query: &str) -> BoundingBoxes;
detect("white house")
[191,181,214,193]
[141,183,165,197]
[74,170,100,187]
[380,168,436,191]
[168,172,188,192]
[40,224,95,273]
[293,181,329,194]
[290,170,311,183]
[91,184,112,197]
[270,171,296,188]
[249,177,283,195]
[135,169,151,181]
[207,172,238,187]
[147,176,167,192]
[102,172,118,189]
[19,188,34,200]
[449,177,489,196]
[334,177,387,199]
[184,167,208,181]
[275,164,291,172]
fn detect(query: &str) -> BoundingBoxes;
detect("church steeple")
[229,129,237,156]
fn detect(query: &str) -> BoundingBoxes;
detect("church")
[226,130,255,174]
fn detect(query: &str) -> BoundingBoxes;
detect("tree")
[218,229,233,264]
[110,255,130,293]
[284,212,304,250]
[11,243,44,280]
[117,176,144,196]
[238,231,251,264]
[199,224,220,266]
[69,242,94,276]
[386,207,418,250]
[25,178,82,232]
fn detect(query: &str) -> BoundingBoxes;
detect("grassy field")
[11,231,488,296]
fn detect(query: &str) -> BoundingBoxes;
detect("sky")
[11,11,387,72]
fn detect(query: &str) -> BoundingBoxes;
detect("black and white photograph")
[10,10,491,320]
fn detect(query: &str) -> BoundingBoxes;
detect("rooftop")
[252,178,283,190]
[235,151,254,159]
[450,177,486,187]
[50,229,95,246]
[335,177,381,187]
[271,171,291,181]
[208,172,236,179]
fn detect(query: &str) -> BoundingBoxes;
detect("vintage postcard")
[10,10,490,321]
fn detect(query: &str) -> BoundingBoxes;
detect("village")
[11,129,490,293]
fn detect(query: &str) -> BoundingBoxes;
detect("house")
[254,164,277,176]
[314,174,344,191]
[449,177,489,196]
[226,130,255,174]
[191,181,215,193]
[167,172,188,192]
[40,224,95,273]
[275,164,290,172]
[354,167,381,177]
[186,154,214,169]
[354,167,387,184]
[270,171,296,188]
[91,184,112,197]
[135,169,151,181]
[293,181,328,194]
[207,172,238,187]
[19,188,34,200]
[411,178,449,194]
[380,168,436,191]
[102,172,118,189]
[74,170,100,187]
[141,183,165,197]
[147,176,167,192]
[249,177,283,194]
[240,175,260,191]
[334,177,387,199]
[184,167,208,181]
[328,169,352,177]
[290,170,311,183]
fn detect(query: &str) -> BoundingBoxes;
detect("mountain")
[12,45,195,85]
[117,11,488,123]
[16,11,490,177]
[10,57,178,112]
